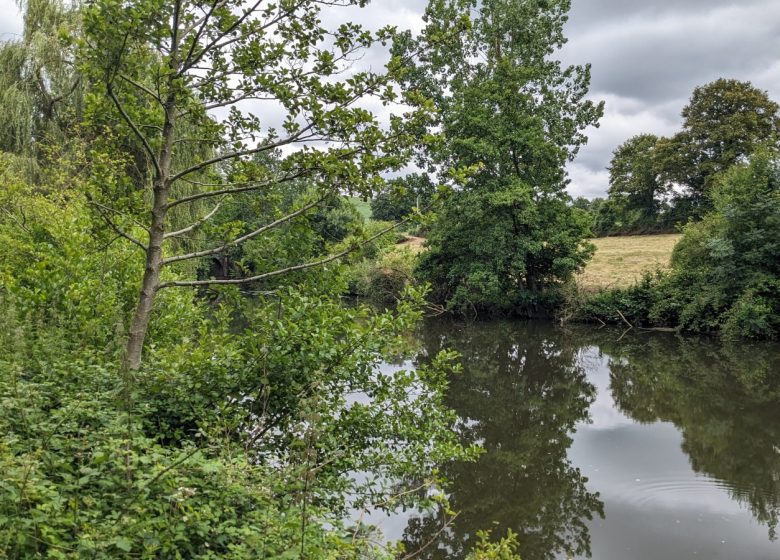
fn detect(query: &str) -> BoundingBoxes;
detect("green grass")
[577,233,682,290]
[345,196,373,221]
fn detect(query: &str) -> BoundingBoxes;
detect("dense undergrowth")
[568,153,780,340]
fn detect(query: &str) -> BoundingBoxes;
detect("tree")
[80,0,435,370]
[0,0,83,171]
[400,0,603,314]
[668,152,780,338]
[606,134,668,233]
[371,173,436,222]
[657,79,780,216]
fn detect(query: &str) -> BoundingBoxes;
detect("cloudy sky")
[3,0,780,198]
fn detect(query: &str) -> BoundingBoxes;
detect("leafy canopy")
[401,0,602,314]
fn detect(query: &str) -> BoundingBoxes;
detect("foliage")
[466,531,522,560]
[419,186,594,315]
[195,186,366,286]
[658,79,780,215]
[0,0,83,168]
[347,246,419,305]
[0,163,479,557]
[572,152,780,339]
[667,152,780,338]
[597,134,675,235]
[370,173,437,222]
[397,0,602,315]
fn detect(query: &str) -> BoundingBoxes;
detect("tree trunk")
[122,95,177,371]
[123,192,167,371]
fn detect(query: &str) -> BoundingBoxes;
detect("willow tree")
[400,0,603,314]
[80,0,434,370]
[0,0,83,168]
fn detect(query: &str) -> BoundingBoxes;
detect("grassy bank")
[577,234,681,290]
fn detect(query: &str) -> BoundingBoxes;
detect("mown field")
[577,234,681,290]
[347,196,373,220]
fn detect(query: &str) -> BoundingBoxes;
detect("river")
[373,320,780,560]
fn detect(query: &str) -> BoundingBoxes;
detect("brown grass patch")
[577,234,682,291]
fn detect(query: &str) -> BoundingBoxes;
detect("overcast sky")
[3,0,780,198]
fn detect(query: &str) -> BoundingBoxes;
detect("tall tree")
[401,0,603,314]
[657,79,780,216]
[606,133,668,232]
[80,0,435,370]
[0,0,83,170]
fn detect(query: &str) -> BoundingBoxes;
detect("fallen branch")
[616,309,634,330]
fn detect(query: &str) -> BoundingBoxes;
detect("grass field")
[577,234,681,290]
[346,196,373,221]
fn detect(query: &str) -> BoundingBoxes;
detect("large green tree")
[400,0,603,314]
[0,0,83,172]
[605,133,669,233]
[657,79,780,216]
[370,173,437,222]
[78,0,436,370]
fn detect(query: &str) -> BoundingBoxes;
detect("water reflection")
[400,321,604,560]
[393,321,780,560]
[599,334,780,540]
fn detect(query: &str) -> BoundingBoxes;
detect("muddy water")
[380,320,780,560]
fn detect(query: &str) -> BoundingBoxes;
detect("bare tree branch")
[107,86,163,178]
[164,199,224,239]
[163,196,325,264]
[158,216,409,289]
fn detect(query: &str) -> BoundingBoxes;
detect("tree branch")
[167,168,311,208]
[158,216,409,289]
[169,125,315,183]
[163,196,325,264]
[181,0,267,72]
[164,199,224,239]
[119,74,164,106]
[107,86,162,178]
[90,201,148,251]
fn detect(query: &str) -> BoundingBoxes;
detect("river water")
[375,320,780,560]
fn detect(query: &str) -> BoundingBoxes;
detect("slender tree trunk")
[123,191,167,371]
[122,96,177,371]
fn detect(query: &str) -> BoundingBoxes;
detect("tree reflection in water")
[400,321,604,560]
[600,334,780,540]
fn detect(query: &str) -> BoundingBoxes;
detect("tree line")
[580,79,780,236]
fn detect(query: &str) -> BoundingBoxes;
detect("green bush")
[574,152,780,339]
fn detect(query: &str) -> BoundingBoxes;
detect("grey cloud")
[564,2,780,105]
[565,0,764,31]
[0,3,22,40]
[559,0,780,192]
